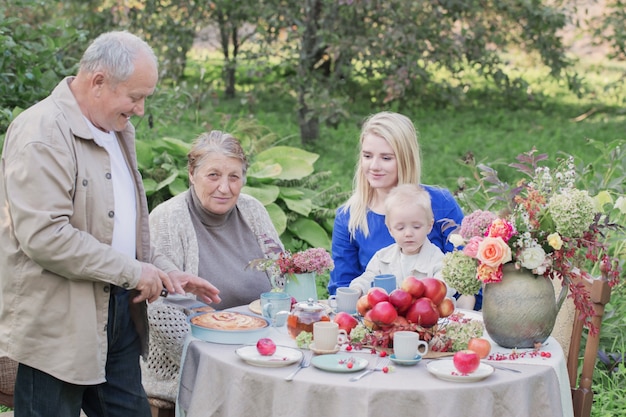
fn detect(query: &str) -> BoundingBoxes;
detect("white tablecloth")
[176,309,573,417]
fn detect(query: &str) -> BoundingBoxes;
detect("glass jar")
[286,298,330,339]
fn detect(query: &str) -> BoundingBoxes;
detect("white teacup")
[393,331,429,360]
[328,287,360,314]
[313,321,348,351]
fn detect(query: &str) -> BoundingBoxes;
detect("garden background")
[1,0,625,415]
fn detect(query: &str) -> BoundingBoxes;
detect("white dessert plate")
[309,342,340,355]
[310,354,368,373]
[235,345,303,368]
[426,359,494,382]
[390,354,422,366]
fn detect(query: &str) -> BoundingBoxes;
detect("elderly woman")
[142,130,283,404]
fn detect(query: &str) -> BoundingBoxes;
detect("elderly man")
[0,31,220,417]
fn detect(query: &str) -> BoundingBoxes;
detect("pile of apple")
[333,276,455,347]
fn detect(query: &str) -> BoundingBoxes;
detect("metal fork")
[349,357,390,382]
[285,351,312,381]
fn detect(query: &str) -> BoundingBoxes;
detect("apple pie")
[190,311,268,331]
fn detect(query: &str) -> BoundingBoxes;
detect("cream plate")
[309,342,340,355]
[427,359,494,382]
[235,346,303,368]
[390,354,422,366]
[248,299,262,315]
[310,354,368,373]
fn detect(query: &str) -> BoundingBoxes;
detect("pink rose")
[486,219,515,242]
[476,237,512,267]
[462,236,483,258]
[477,264,503,283]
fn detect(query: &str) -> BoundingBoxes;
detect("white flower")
[518,246,546,270]
[448,233,465,248]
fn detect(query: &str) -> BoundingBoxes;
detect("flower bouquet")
[444,148,624,334]
[248,245,334,289]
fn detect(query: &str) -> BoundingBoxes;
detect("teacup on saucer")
[309,342,340,355]
[390,353,422,366]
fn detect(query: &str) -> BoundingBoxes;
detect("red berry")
[347,362,353,369]
[382,366,389,373]
[346,345,353,351]
[379,351,387,357]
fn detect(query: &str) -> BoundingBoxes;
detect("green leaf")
[161,137,192,157]
[155,171,179,191]
[283,197,312,216]
[287,218,331,250]
[242,184,280,205]
[143,178,158,195]
[168,177,188,195]
[265,203,287,235]
[254,146,319,180]
[248,161,282,179]
[135,140,155,169]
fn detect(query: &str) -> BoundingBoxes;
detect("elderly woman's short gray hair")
[187,130,248,181]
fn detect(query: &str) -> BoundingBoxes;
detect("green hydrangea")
[549,189,595,238]
[295,331,313,348]
[441,251,481,296]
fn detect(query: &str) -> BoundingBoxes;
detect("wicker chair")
[0,356,17,408]
[566,274,612,417]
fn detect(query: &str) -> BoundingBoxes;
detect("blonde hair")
[187,130,248,183]
[384,184,433,228]
[342,111,422,238]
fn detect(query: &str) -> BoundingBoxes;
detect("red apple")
[367,287,389,307]
[400,276,425,298]
[363,310,379,330]
[391,315,410,328]
[437,297,455,318]
[334,311,359,333]
[256,338,276,356]
[467,338,491,359]
[368,301,398,326]
[389,289,413,314]
[422,277,448,305]
[405,297,440,328]
[356,295,371,316]
[453,350,480,374]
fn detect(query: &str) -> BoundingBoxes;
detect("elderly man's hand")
[168,270,221,305]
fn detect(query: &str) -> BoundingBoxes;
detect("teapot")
[287,298,330,339]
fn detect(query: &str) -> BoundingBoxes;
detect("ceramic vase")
[284,272,318,302]
[482,263,565,348]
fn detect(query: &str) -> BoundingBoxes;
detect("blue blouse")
[328,185,482,309]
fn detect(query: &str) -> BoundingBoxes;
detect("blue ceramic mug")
[372,274,397,294]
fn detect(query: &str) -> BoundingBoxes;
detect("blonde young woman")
[328,111,480,309]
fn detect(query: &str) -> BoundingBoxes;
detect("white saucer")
[309,342,340,355]
[390,354,422,366]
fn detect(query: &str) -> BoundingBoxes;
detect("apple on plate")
[421,277,448,305]
[453,350,480,374]
[334,311,359,333]
[256,338,276,356]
